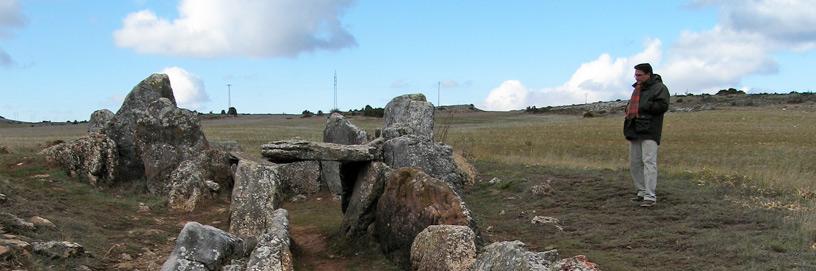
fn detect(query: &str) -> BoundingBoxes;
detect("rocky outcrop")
[322,113,368,195]
[340,162,390,238]
[383,94,434,140]
[375,168,476,267]
[383,135,466,191]
[40,133,118,186]
[230,159,284,238]
[261,140,379,163]
[103,73,176,181]
[161,222,252,271]
[470,241,559,271]
[0,212,35,233]
[245,209,293,271]
[88,109,114,133]
[410,225,477,271]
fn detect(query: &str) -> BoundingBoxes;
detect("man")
[624,63,670,207]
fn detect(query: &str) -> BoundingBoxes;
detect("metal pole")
[437,81,441,106]
[227,84,232,108]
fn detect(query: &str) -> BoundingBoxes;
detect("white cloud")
[0,0,25,38]
[483,80,529,111]
[483,39,662,110]
[160,67,210,110]
[114,0,357,58]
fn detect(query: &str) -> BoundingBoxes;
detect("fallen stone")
[340,162,390,238]
[40,133,118,186]
[470,241,558,271]
[246,209,293,271]
[261,140,379,163]
[161,222,252,271]
[32,241,84,259]
[410,225,477,271]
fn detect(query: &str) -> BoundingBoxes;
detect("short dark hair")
[634,63,653,75]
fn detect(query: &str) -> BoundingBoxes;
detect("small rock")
[32,241,84,259]
[290,194,307,202]
[0,193,6,203]
[531,216,563,231]
[530,180,553,196]
[499,210,505,216]
[488,177,501,184]
[138,202,151,213]
[119,253,132,261]
[205,180,220,192]
[29,216,57,230]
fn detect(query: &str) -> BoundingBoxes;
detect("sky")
[0,0,814,122]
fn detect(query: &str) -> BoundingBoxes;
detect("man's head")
[634,63,652,83]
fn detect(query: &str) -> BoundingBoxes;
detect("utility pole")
[227,83,232,108]
[333,71,338,111]
[437,81,441,107]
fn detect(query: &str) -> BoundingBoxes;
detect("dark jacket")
[623,74,670,144]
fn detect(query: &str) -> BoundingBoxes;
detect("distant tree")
[361,105,384,117]
[317,110,324,116]
[227,107,238,115]
[220,109,226,115]
[302,110,314,117]
[716,88,745,96]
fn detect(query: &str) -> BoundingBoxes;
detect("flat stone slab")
[261,140,379,163]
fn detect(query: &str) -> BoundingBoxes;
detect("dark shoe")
[630,196,644,202]
[640,200,656,207]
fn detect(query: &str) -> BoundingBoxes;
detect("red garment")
[627,83,642,119]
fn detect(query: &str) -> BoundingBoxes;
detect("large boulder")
[383,94,435,140]
[161,222,252,271]
[137,97,210,194]
[469,241,559,271]
[340,162,391,238]
[245,209,293,271]
[103,73,176,181]
[322,113,368,195]
[375,168,476,267]
[383,135,466,191]
[410,225,477,271]
[41,133,118,186]
[88,109,114,133]
[230,159,284,238]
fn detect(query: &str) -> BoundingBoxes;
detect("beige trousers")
[629,139,658,201]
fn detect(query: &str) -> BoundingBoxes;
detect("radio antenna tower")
[227,83,232,108]
[437,81,441,107]
[333,71,338,111]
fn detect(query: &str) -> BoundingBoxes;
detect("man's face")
[635,70,649,83]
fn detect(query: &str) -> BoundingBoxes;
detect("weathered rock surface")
[230,159,283,238]
[161,222,251,271]
[29,216,56,230]
[469,241,559,271]
[375,168,476,267]
[410,225,477,271]
[41,133,118,186]
[340,162,390,238]
[383,135,466,191]
[383,94,434,140]
[246,209,293,271]
[31,241,84,259]
[103,73,176,181]
[137,97,210,194]
[319,161,343,195]
[0,213,35,233]
[551,255,602,271]
[165,159,212,212]
[324,113,368,145]
[261,140,379,163]
[88,109,114,133]
[279,161,321,196]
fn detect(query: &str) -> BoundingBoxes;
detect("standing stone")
[230,159,283,238]
[103,73,176,181]
[88,109,114,133]
[469,241,559,271]
[340,162,390,238]
[322,113,368,195]
[161,222,251,271]
[279,161,321,196]
[383,94,435,140]
[382,135,466,191]
[375,168,476,267]
[246,209,293,271]
[410,225,477,271]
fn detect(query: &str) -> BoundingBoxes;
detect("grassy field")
[1,105,815,270]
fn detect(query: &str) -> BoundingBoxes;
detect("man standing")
[624,63,670,207]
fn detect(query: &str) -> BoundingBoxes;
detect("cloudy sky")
[1,0,814,121]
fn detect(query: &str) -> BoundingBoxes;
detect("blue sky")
[1,0,814,122]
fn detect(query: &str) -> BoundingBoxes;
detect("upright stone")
[161,222,251,271]
[230,159,284,238]
[245,209,293,271]
[103,74,176,181]
[383,94,434,140]
[382,135,466,191]
[340,162,390,238]
[322,113,368,195]
[88,109,114,133]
